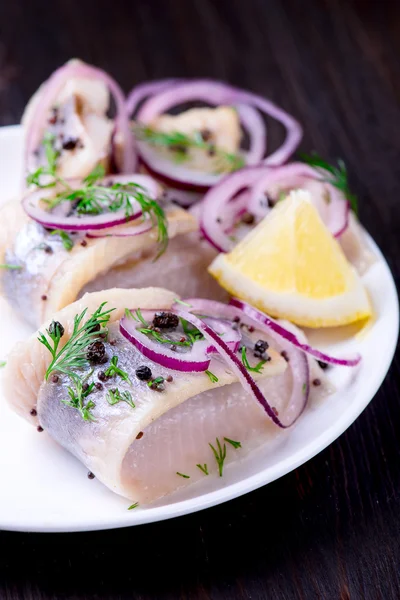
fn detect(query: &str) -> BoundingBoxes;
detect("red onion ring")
[174,309,309,428]
[120,310,211,372]
[199,166,270,252]
[247,162,350,237]
[138,80,302,164]
[199,162,350,252]
[22,174,159,232]
[177,298,361,367]
[86,219,153,238]
[126,79,182,118]
[25,60,136,174]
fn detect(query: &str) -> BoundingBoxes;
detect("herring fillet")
[0,199,196,327]
[3,287,288,504]
[82,233,229,303]
[2,287,178,424]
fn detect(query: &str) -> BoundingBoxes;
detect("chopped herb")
[131,308,148,327]
[209,438,227,477]
[0,264,22,270]
[135,125,245,173]
[62,372,96,421]
[180,318,204,345]
[107,388,135,409]
[128,502,139,510]
[50,229,73,252]
[83,163,106,186]
[173,298,193,307]
[196,463,209,475]
[224,437,242,449]
[302,383,307,394]
[104,356,132,384]
[29,141,169,258]
[300,152,358,215]
[205,370,219,383]
[26,132,59,188]
[176,472,190,479]
[241,346,266,374]
[0,361,6,368]
[138,327,192,348]
[38,302,114,384]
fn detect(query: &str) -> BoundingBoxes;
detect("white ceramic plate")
[0,125,398,533]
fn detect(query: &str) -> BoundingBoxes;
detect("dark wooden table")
[1,0,400,598]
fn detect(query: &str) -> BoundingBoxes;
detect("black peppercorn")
[62,137,79,151]
[241,212,255,225]
[51,374,59,383]
[152,312,179,330]
[86,341,106,363]
[95,382,103,391]
[136,365,152,381]
[317,360,329,370]
[87,471,95,480]
[281,350,289,362]
[49,320,65,339]
[98,371,106,381]
[30,408,37,417]
[254,339,269,355]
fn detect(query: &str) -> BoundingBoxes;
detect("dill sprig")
[50,229,74,251]
[241,346,266,374]
[224,437,241,449]
[176,472,190,479]
[104,356,132,384]
[62,373,96,421]
[38,302,114,382]
[0,264,22,270]
[128,502,139,510]
[205,370,218,383]
[28,139,169,257]
[107,387,135,409]
[26,132,60,188]
[300,152,358,215]
[196,463,209,475]
[209,438,227,477]
[0,361,6,368]
[135,125,245,173]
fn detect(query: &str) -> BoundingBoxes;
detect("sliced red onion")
[177,298,362,367]
[126,79,182,117]
[22,174,159,232]
[120,310,211,372]
[247,162,350,237]
[199,167,270,252]
[86,219,153,238]
[138,80,302,163]
[199,162,350,252]
[174,309,309,428]
[25,60,136,174]
[235,104,266,165]
[202,317,241,353]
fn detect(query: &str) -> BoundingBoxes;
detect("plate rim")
[0,124,398,533]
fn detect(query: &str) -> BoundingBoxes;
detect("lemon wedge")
[209,189,371,328]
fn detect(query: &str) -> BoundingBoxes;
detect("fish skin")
[2,287,178,424]
[0,200,196,327]
[4,287,287,504]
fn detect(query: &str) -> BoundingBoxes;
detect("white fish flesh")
[3,287,295,504]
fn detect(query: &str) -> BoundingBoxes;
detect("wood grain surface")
[0,0,400,598]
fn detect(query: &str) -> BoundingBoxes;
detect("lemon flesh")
[209,190,372,328]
